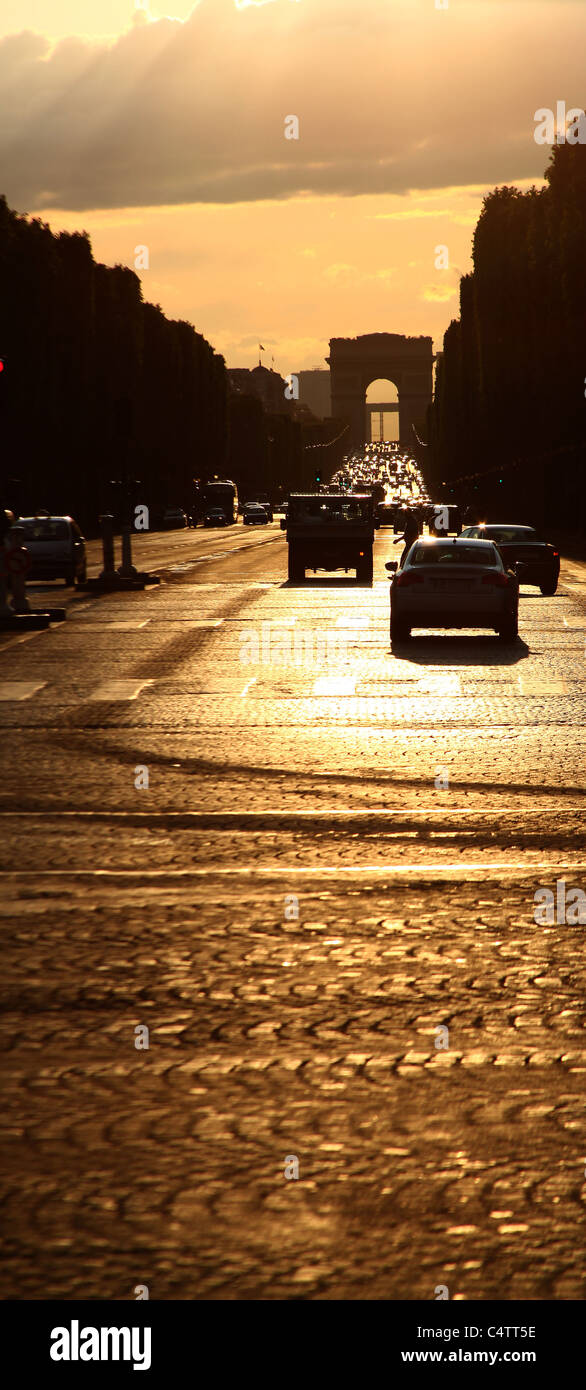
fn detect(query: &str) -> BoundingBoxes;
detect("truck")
[282,492,375,584]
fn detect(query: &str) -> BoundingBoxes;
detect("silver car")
[13,513,87,586]
[386,536,518,645]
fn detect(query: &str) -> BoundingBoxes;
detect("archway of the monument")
[327,335,434,449]
[365,378,400,443]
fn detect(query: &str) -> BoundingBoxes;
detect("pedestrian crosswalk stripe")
[0,681,47,700]
[87,679,154,702]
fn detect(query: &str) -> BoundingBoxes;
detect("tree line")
[0,195,322,531]
[428,140,586,531]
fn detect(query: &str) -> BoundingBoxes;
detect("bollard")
[99,513,116,578]
[118,525,138,578]
[0,561,11,616]
[6,526,31,613]
[0,511,13,615]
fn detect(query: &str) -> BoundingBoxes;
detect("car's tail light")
[552,551,559,558]
[481,572,510,587]
[396,570,425,586]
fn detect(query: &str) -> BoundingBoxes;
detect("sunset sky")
[1,0,584,376]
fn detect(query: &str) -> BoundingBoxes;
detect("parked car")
[460,524,559,594]
[243,503,270,525]
[161,507,188,529]
[11,512,87,586]
[203,507,229,528]
[386,536,518,644]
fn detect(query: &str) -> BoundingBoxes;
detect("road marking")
[517,675,568,695]
[1,809,583,821]
[417,673,462,695]
[240,677,257,697]
[313,676,357,695]
[72,620,151,630]
[186,552,228,564]
[87,679,155,702]
[2,863,586,879]
[186,619,224,628]
[336,616,370,628]
[0,631,44,651]
[0,681,46,701]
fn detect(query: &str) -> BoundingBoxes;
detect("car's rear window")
[410,543,498,566]
[18,519,69,540]
[291,499,371,521]
[488,528,537,543]
[468,527,536,543]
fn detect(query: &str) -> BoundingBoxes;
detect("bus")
[201,479,238,524]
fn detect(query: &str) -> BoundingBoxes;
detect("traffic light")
[315,470,321,486]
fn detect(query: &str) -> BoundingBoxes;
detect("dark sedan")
[203,507,229,528]
[243,503,269,526]
[461,524,559,595]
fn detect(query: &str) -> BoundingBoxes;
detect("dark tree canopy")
[429,143,586,530]
[0,196,307,528]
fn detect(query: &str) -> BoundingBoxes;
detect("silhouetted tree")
[430,143,586,529]
[0,195,227,530]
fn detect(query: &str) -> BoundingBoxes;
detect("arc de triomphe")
[326,333,434,446]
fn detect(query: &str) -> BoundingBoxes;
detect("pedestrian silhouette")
[394,507,419,567]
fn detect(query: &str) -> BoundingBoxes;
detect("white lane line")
[87,679,155,702]
[0,682,47,701]
[336,616,370,628]
[240,677,257,697]
[71,620,151,631]
[417,674,462,696]
[1,808,584,819]
[192,552,228,562]
[0,631,44,651]
[313,676,357,694]
[517,675,568,695]
[2,863,586,878]
[185,619,224,628]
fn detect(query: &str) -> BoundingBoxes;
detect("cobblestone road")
[1,524,585,1299]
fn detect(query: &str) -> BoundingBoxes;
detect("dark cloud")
[0,0,584,211]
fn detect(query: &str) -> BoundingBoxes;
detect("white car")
[386,536,518,645]
[12,513,87,586]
